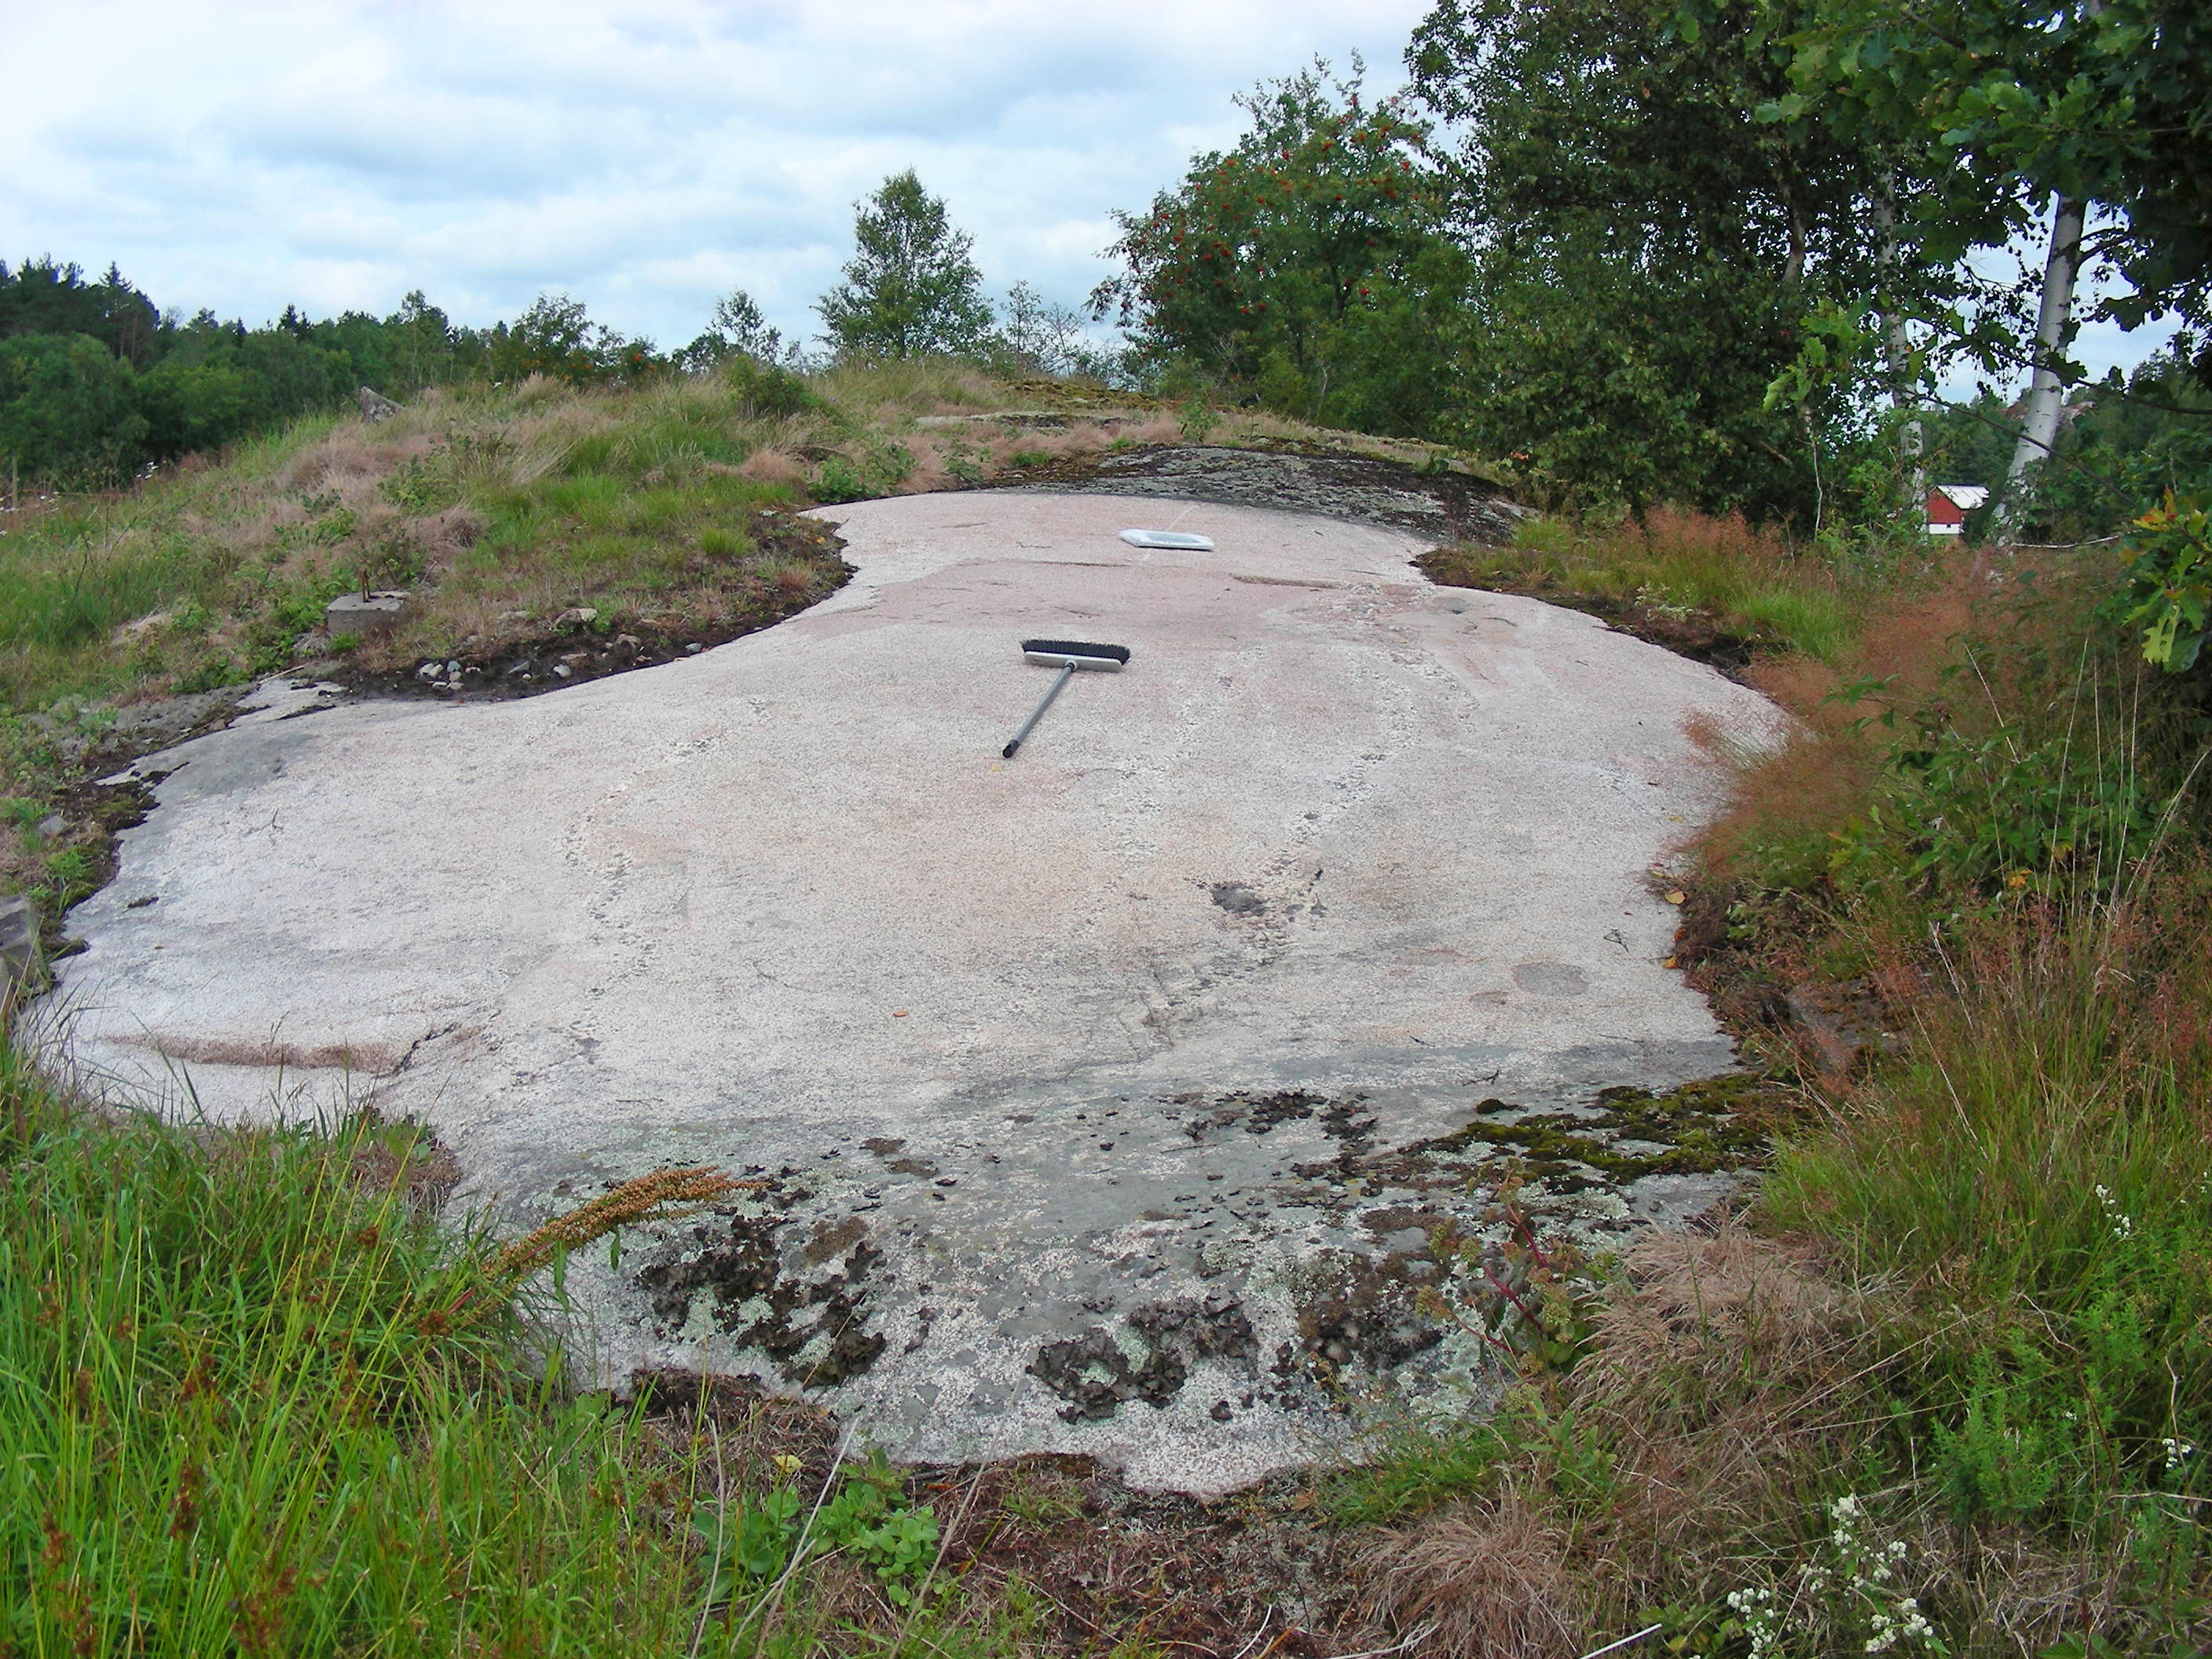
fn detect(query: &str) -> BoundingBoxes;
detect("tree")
[1767,0,2211,664]
[816,171,992,361]
[1768,0,2212,501]
[677,287,797,372]
[1405,0,1942,521]
[0,257,160,367]
[0,333,147,486]
[137,358,258,460]
[1093,59,1458,430]
[983,282,1119,381]
[486,293,643,385]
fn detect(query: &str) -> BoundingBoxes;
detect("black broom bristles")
[1021,639,1131,666]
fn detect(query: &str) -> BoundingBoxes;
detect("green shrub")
[811,455,867,504]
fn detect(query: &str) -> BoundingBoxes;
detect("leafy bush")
[2118,492,2211,671]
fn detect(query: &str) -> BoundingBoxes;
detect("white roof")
[1934,484,1989,510]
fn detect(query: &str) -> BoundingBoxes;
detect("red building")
[1925,483,1988,537]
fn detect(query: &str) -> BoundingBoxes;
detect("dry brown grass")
[276,427,439,494]
[738,446,808,489]
[1115,414,1184,446]
[1364,1225,1898,1657]
[1364,1487,1587,1658]
[491,1165,765,1283]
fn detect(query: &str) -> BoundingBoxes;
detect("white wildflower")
[2093,1183,2136,1240]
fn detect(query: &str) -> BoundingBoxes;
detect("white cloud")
[8,0,2174,389]
[2,0,1432,348]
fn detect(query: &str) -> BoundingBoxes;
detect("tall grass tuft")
[2,1053,690,1653]
[0,1044,1028,1656]
[1425,504,1861,662]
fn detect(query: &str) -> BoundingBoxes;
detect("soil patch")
[325,511,854,705]
[633,1372,1366,1657]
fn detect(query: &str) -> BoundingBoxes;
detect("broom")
[1002,638,1131,759]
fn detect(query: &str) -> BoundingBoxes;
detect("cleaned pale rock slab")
[27,491,1778,1493]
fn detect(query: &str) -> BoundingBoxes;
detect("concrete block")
[324,591,413,639]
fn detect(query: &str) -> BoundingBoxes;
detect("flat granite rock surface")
[27,490,1780,1493]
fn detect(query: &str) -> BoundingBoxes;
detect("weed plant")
[0,1042,1039,1657]
[1357,517,2212,1654]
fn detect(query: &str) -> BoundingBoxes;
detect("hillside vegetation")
[4,0,2210,1649]
[4,352,2209,1655]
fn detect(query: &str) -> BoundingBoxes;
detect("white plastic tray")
[1118,529,1214,551]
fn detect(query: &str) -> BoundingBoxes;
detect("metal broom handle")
[1002,662,1076,759]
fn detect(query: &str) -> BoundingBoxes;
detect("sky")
[1,0,2179,389]
[2,0,1434,353]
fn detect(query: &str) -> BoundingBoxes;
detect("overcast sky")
[2,0,2177,386]
[3,0,1433,353]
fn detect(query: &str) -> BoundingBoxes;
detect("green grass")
[1426,503,1865,663]
[1320,1419,1511,1526]
[0,367,917,719]
[0,1041,1066,1657]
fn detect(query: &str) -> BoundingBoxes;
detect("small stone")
[356,385,400,423]
[555,606,598,629]
[35,814,64,839]
[551,664,572,679]
[613,633,642,650]
[445,661,462,677]
[684,643,703,654]
[417,662,441,681]
[1209,1400,1233,1422]
[505,661,529,676]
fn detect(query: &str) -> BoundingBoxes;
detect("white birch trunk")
[1995,193,2086,540]
[1871,176,1925,511]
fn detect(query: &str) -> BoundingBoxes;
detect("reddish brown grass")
[1364,1226,1895,1656]
[738,447,807,489]
[1643,503,1809,577]
[1682,551,1988,893]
